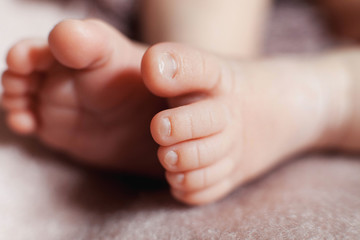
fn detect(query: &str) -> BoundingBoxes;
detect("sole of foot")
[2,19,165,176]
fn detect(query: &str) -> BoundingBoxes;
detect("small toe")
[151,99,229,146]
[2,71,40,96]
[158,132,231,172]
[6,39,54,75]
[171,177,234,205]
[1,95,32,111]
[166,157,234,192]
[6,110,37,135]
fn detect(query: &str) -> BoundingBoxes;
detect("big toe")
[141,42,229,98]
[48,19,131,70]
[47,19,147,112]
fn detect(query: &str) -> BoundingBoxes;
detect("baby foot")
[141,43,348,205]
[2,19,165,175]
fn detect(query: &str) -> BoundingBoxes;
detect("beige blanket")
[0,0,359,239]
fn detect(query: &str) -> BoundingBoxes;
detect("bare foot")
[141,43,354,205]
[1,19,165,175]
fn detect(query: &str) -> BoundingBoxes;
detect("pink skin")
[2,19,359,205]
[2,19,164,176]
[141,44,357,205]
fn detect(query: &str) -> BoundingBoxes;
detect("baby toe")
[158,132,231,172]
[171,177,234,205]
[2,71,40,96]
[151,99,229,146]
[6,39,53,75]
[166,157,234,192]
[1,95,32,111]
[6,110,37,135]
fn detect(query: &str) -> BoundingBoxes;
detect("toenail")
[158,53,177,80]
[160,117,171,137]
[165,150,178,166]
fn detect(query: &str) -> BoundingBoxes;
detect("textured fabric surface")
[0,0,359,239]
